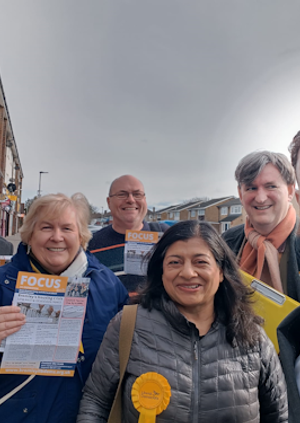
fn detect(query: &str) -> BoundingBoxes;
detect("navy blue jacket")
[88,222,169,293]
[0,243,128,423]
[277,307,300,423]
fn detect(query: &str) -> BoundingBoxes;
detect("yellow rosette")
[131,372,171,423]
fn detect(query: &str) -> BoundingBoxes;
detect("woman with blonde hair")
[0,193,128,423]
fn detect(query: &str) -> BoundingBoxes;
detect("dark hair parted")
[289,131,300,170]
[138,220,262,348]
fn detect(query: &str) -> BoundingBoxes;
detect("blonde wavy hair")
[20,193,92,250]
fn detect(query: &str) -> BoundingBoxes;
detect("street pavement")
[5,232,21,254]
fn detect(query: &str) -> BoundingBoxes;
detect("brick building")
[217,198,245,233]
[188,197,234,232]
[0,75,23,236]
[152,196,247,234]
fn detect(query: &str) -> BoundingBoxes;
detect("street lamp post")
[38,171,49,197]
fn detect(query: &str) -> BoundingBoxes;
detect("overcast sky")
[0,0,300,212]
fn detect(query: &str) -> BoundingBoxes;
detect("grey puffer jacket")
[77,301,288,423]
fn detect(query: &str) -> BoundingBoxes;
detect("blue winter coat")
[0,243,128,423]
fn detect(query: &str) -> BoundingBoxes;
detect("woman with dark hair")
[77,220,287,423]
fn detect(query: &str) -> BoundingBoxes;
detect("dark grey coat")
[222,223,300,301]
[0,236,13,255]
[77,302,288,423]
[277,307,300,423]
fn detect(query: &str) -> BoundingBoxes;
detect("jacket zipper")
[191,332,199,423]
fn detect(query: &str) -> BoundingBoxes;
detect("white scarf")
[60,248,88,278]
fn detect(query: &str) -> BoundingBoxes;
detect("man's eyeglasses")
[109,191,146,200]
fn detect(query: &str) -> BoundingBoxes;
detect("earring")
[27,244,31,255]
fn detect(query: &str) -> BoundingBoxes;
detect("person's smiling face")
[29,206,81,274]
[238,163,295,235]
[107,175,147,233]
[162,237,223,317]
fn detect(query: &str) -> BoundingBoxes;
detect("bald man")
[88,175,168,293]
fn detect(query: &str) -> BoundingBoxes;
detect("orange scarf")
[240,205,296,292]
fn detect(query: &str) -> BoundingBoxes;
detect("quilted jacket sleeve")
[77,311,122,423]
[258,330,288,423]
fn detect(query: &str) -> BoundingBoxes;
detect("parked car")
[158,220,179,226]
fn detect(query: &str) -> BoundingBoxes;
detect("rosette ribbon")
[131,372,171,423]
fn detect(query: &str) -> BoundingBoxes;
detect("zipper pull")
[193,341,198,360]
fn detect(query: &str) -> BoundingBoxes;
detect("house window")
[190,210,196,217]
[198,209,205,216]
[220,207,228,216]
[157,214,161,221]
[221,222,231,233]
[231,205,241,214]
[174,212,180,220]
[169,212,173,219]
